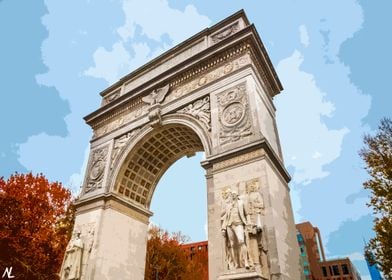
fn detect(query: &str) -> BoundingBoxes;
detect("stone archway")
[60,10,302,280]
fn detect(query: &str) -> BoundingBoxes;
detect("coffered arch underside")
[110,115,211,209]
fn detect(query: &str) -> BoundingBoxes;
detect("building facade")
[297,230,312,279]
[296,222,363,280]
[319,258,362,280]
[296,222,326,279]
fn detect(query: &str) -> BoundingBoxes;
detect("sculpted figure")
[246,181,264,232]
[60,231,84,280]
[246,180,268,274]
[221,188,235,269]
[221,189,250,269]
[142,84,170,105]
[179,96,211,131]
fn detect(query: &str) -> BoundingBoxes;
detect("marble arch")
[61,10,302,280]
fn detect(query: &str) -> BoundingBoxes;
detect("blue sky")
[1,1,391,278]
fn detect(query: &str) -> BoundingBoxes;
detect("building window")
[329,266,333,276]
[322,266,328,277]
[333,265,340,275]
[341,264,349,275]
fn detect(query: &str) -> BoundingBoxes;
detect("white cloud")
[85,0,210,84]
[117,0,210,43]
[276,50,349,184]
[329,252,364,261]
[84,42,132,84]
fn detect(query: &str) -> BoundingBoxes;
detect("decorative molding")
[177,96,211,131]
[217,83,253,145]
[103,89,121,105]
[84,146,108,194]
[213,149,264,172]
[211,22,240,44]
[110,128,141,169]
[90,42,252,139]
[93,102,146,139]
[166,50,251,102]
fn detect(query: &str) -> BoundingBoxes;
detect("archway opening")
[150,151,207,241]
[113,123,205,211]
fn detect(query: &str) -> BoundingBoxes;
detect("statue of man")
[221,189,250,269]
[60,231,84,280]
[246,181,264,232]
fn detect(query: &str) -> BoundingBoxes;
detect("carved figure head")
[246,180,259,193]
[230,189,239,199]
[221,187,231,200]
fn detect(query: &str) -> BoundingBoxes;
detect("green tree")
[0,173,75,279]
[360,118,392,278]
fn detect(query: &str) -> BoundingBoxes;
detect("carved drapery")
[60,223,96,280]
[220,179,269,278]
[177,96,211,131]
[111,129,141,169]
[217,83,252,145]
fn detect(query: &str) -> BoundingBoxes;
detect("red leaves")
[144,226,208,280]
[0,173,75,280]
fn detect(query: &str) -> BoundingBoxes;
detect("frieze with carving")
[93,102,147,139]
[111,128,141,169]
[92,46,252,139]
[211,22,240,44]
[167,53,251,103]
[220,179,269,278]
[84,146,108,194]
[177,96,211,131]
[217,83,252,145]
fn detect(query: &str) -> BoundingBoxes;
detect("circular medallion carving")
[198,76,207,86]
[221,102,245,127]
[90,160,104,180]
[224,62,234,74]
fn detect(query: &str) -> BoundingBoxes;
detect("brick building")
[296,221,362,280]
[320,258,362,280]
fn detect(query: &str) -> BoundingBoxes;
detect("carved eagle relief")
[142,84,170,105]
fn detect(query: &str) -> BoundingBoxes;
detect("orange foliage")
[145,226,208,280]
[0,173,75,280]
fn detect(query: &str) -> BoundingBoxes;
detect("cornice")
[84,11,282,129]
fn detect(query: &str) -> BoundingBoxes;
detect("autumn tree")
[0,173,75,279]
[360,118,392,279]
[145,226,208,280]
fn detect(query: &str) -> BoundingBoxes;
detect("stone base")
[218,269,268,280]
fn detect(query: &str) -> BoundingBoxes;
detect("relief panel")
[83,145,109,194]
[217,83,253,145]
[220,178,270,279]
